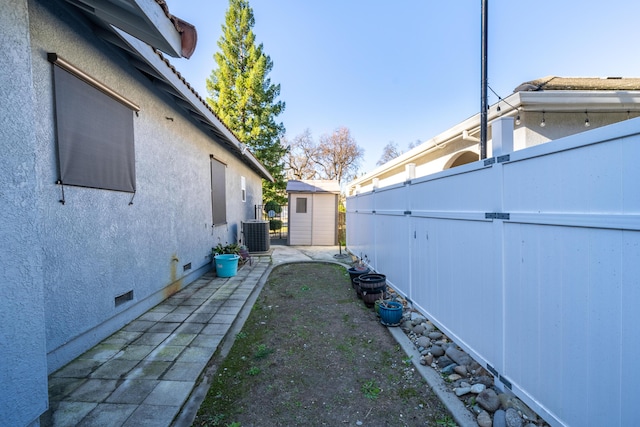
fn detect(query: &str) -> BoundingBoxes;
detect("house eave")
[348,90,640,190]
[112,28,274,182]
[64,0,194,58]
[517,91,640,112]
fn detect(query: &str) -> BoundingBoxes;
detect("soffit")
[108,27,274,181]
[63,0,192,58]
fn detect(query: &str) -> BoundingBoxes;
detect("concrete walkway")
[41,246,347,427]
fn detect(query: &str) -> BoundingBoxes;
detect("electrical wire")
[488,85,519,112]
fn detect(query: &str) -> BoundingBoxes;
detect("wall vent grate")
[115,290,133,307]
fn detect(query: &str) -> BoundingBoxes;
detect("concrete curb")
[387,326,479,427]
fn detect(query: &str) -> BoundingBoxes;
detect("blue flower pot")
[378,301,403,326]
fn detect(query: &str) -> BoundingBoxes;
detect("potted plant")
[347,259,370,287]
[238,244,251,265]
[358,273,386,307]
[212,243,241,277]
[213,242,241,256]
[378,299,403,326]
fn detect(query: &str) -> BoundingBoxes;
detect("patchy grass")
[193,262,453,426]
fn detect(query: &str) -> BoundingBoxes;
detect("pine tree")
[206,0,287,204]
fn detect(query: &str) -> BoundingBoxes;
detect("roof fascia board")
[133,0,182,57]
[518,91,640,112]
[114,27,273,181]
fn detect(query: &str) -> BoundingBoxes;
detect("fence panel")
[496,127,640,426]
[410,215,501,368]
[346,118,640,426]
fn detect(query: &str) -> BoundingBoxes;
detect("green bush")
[269,219,282,231]
[264,200,282,214]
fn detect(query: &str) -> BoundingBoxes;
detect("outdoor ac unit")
[243,220,270,252]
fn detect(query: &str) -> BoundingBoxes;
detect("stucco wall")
[0,0,49,425]
[516,110,628,151]
[29,0,263,373]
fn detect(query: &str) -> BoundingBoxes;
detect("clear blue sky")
[166,0,640,173]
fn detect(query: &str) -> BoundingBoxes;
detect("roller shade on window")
[211,156,227,225]
[53,64,136,193]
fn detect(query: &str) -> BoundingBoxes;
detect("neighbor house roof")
[286,180,341,194]
[514,76,640,92]
[348,75,640,192]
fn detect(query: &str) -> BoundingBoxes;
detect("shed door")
[289,194,312,245]
[311,193,337,245]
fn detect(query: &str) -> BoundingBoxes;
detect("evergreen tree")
[206,0,287,204]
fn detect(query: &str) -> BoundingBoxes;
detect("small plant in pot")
[211,243,241,277]
[378,298,404,326]
[213,242,241,257]
[347,258,370,287]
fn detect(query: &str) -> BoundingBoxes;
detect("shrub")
[264,200,282,214]
[269,219,282,231]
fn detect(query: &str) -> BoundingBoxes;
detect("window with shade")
[49,53,138,194]
[210,156,227,225]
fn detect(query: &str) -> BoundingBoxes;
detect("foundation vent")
[115,290,133,307]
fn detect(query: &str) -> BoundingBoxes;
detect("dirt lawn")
[193,262,454,427]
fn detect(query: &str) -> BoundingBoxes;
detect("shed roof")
[286,180,340,194]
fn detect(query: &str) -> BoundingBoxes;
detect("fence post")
[492,117,514,157]
[405,163,416,181]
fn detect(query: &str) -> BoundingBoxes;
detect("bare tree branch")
[284,129,319,180]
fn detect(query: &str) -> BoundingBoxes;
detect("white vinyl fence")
[346,118,640,427]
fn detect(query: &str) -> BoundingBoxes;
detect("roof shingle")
[514,76,640,92]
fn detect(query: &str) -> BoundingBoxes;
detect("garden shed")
[286,180,340,245]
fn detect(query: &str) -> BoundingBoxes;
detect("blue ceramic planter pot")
[378,301,403,326]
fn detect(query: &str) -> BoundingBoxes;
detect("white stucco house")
[348,76,640,194]
[286,180,340,246]
[1,1,273,425]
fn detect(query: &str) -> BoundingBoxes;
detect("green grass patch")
[194,262,454,426]
[193,303,272,426]
[361,379,382,400]
[254,343,273,359]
